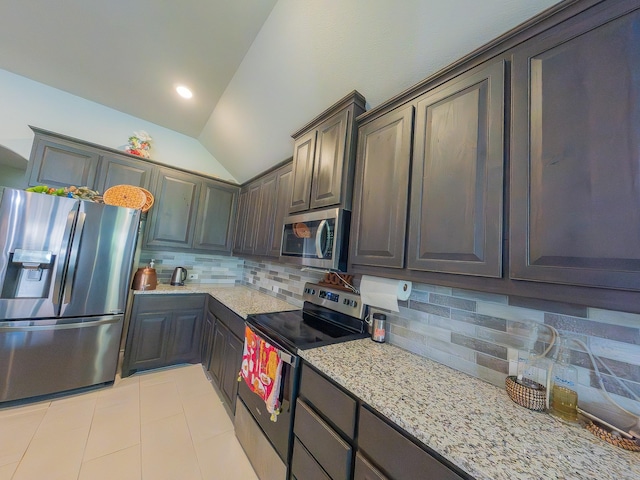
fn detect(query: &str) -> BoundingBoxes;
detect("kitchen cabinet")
[292,363,357,480]
[26,132,100,189]
[122,294,205,377]
[144,167,201,249]
[357,406,465,480]
[268,163,292,257]
[349,105,414,269]
[206,296,245,415]
[96,152,154,192]
[233,161,293,258]
[407,59,505,277]
[510,1,640,291]
[193,179,238,253]
[289,91,366,213]
[295,362,469,480]
[144,168,239,253]
[200,309,215,369]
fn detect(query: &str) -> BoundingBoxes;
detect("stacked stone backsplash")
[138,250,243,285]
[241,258,324,307]
[380,281,640,428]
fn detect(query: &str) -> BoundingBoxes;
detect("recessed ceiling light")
[176,85,193,99]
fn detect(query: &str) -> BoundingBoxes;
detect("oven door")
[280,208,350,271]
[237,323,299,463]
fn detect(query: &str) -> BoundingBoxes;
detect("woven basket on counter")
[585,421,640,452]
[505,376,547,411]
[103,185,154,212]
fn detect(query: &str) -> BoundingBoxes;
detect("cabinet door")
[350,105,414,268]
[268,164,293,257]
[208,320,226,384]
[221,332,243,413]
[128,312,170,372]
[27,137,99,189]
[289,130,317,213]
[240,183,261,253]
[193,180,238,253]
[166,308,203,365]
[200,311,215,369]
[254,172,278,255]
[407,60,505,277]
[354,453,388,480]
[511,4,640,290]
[310,108,350,210]
[233,188,249,254]
[96,153,153,192]
[145,168,200,249]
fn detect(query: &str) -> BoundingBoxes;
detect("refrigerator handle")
[63,211,86,305]
[53,209,77,307]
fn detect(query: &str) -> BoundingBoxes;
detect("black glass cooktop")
[246,307,367,353]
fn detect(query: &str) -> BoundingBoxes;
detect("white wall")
[0,69,237,183]
[200,0,559,183]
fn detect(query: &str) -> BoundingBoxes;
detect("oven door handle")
[245,323,297,368]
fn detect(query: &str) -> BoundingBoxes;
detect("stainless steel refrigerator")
[0,187,140,403]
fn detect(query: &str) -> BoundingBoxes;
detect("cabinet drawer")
[291,437,331,480]
[358,406,465,480]
[299,363,357,440]
[354,452,387,480]
[136,294,204,313]
[294,399,352,480]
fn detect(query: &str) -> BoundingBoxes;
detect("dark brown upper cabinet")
[407,60,505,277]
[233,162,292,258]
[268,164,293,257]
[144,168,201,250]
[26,134,100,189]
[349,104,414,269]
[510,2,640,291]
[96,152,154,192]
[289,91,366,213]
[193,180,238,253]
[289,130,316,213]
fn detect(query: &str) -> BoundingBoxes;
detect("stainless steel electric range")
[234,282,368,480]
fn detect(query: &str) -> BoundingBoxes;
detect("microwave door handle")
[315,219,328,258]
[53,209,77,309]
[62,212,86,305]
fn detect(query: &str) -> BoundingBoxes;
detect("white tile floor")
[0,364,259,480]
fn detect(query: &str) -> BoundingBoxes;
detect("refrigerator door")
[0,315,123,403]
[59,201,140,317]
[0,189,79,320]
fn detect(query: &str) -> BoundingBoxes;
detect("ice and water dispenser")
[1,248,55,299]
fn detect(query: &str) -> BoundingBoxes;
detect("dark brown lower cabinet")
[122,294,205,377]
[354,453,387,480]
[206,296,245,415]
[294,362,470,480]
[358,406,465,480]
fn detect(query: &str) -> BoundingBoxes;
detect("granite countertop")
[133,284,299,319]
[299,339,640,480]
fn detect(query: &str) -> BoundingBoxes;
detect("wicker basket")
[138,187,155,213]
[585,421,640,452]
[505,376,547,411]
[103,185,147,210]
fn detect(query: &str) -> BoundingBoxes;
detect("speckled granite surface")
[133,284,298,319]
[299,339,640,480]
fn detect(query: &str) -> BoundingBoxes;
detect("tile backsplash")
[139,251,640,429]
[138,250,243,285]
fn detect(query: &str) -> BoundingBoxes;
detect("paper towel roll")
[359,275,412,312]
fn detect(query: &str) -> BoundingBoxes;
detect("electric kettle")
[131,260,157,291]
[170,267,188,286]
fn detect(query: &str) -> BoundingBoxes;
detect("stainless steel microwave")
[280,208,350,271]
